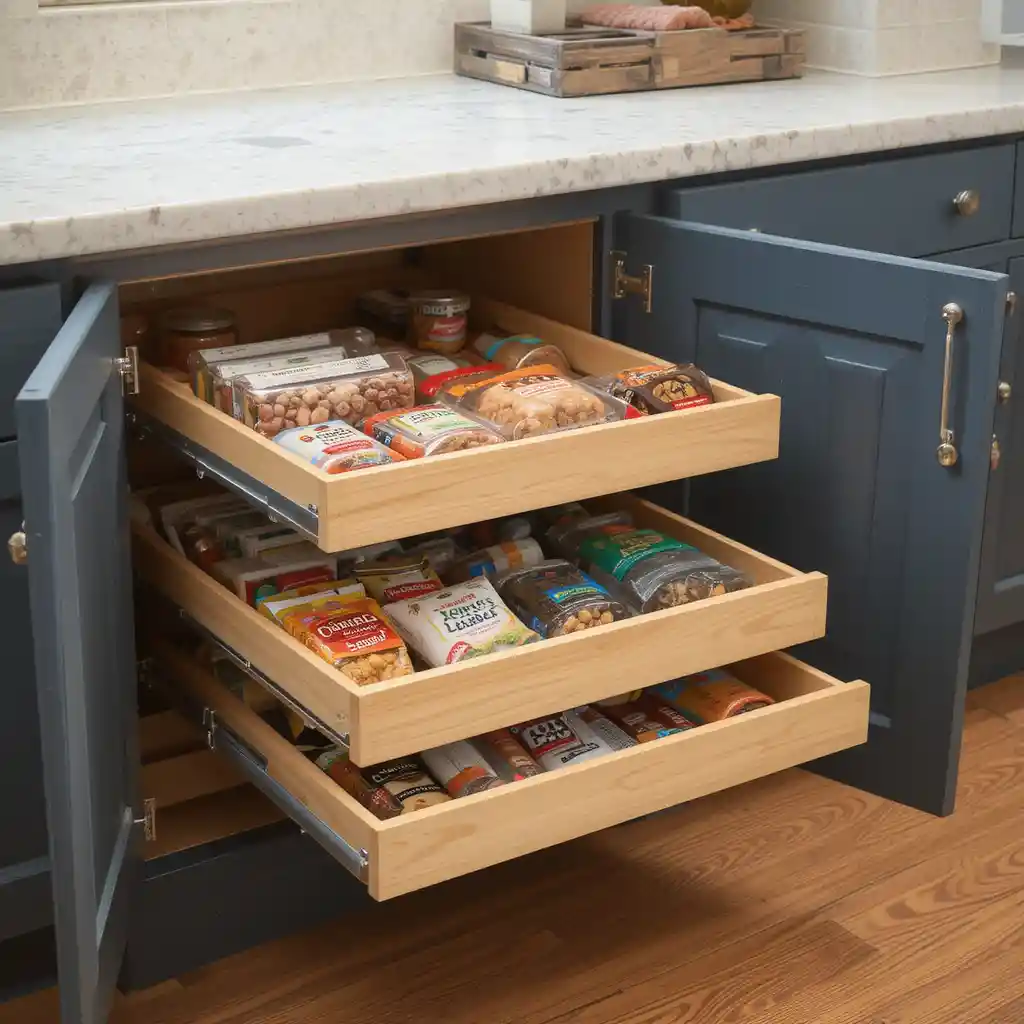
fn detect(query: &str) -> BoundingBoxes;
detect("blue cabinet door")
[612,215,1007,816]
[16,283,139,1024]
[974,257,1024,635]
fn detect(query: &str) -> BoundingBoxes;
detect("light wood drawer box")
[133,492,829,765]
[130,298,780,553]
[157,641,869,901]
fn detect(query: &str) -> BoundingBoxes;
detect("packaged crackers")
[282,595,414,684]
[384,578,539,666]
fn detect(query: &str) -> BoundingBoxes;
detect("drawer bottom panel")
[156,642,870,902]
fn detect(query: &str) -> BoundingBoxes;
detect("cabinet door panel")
[17,283,138,1024]
[612,215,1007,815]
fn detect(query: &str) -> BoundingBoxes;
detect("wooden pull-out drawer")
[155,640,869,901]
[131,298,780,552]
[134,492,828,765]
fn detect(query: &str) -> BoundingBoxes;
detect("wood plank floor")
[6,675,1024,1024]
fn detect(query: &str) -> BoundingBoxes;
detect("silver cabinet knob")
[953,189,981,217]
[998,380,1012,404]
[8,529,27,566]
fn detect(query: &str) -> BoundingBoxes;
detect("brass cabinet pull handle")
[7,522,27,566]
[953,189,980,217]
[937,302,963,468]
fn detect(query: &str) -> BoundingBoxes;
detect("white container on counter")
[490,0,567,34]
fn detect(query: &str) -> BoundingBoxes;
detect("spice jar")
[408,291,471,355]
[158,307,237,373]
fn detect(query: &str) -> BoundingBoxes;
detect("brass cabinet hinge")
[610,251,654,313]
[116,345,140,396]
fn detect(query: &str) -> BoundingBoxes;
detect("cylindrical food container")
[409,291,472,355]
[473,332,572,376]
[159,307,237,373]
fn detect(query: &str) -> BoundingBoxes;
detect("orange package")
[282,595,414,684]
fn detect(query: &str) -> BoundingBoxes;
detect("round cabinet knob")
[998,380,1012,404]
[8,530,27,566]
[953,189,981,217]
[936,442,958,468]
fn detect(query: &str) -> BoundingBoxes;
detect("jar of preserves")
[408,291,471,355]
[158,307,237,373]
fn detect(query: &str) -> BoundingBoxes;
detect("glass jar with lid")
[158,307,238,373]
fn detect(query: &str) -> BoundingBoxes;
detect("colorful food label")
[578,527,694,581]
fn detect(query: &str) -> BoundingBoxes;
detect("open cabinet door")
[16,283,139,1024]
[612,215,1007,816]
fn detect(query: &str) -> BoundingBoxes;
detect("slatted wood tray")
[455,20,805,97]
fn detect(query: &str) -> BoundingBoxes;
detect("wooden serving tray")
[455,20,805,97]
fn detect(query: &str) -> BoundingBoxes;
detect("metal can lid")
[159,306,236,334]
[409,290,471,314]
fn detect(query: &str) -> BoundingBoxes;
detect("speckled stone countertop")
[4,66,1024,267]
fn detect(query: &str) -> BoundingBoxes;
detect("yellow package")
[257,579,365,628]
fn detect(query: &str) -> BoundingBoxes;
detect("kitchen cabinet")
[611,214,1007,816]
[2,136,1019,1024]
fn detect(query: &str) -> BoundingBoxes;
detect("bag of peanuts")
[554,515,752,613]
[495,559,630,638]
[281,594,414,684]
[440,364,631,440]
[274,421,406,474]
[362,404,505,458]
[584,363,714,416]
[384,578,539,666]
[234,352,415,437]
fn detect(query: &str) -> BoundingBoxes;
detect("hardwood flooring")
[5,675,1023,1024]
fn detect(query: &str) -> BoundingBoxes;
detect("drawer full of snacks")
[155,638,869,900]
[132,480,830,764]
[130,295,780,552]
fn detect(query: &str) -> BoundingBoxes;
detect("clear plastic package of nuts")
[554,514,752,613]
[234,353,415,437]
[495,559,631,638]
[440,363,631,440]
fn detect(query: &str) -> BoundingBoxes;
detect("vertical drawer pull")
[953,189,981,217]
[936,302,963,468]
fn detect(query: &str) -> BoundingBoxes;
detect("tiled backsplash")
[757,0,1001,74]
[0,0,657,111]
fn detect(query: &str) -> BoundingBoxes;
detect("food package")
[473,729,544,782]
[361,756,452,812]
[384,578,539,666]
[584,363,714,416]
[211,543,337,606]
[599,699,694,742]
[235,353,415,436]
[159,493,250,555]
[420,741,505,797]
[282,595,414,683]
[651,669,774,722]
[441,364,630,440]
[316,747,404,820]
[510,712,619,771]
[408,291,472,355]
[274,420,406,474]
[206,511,275,557]
[472,331,572,376]
[458,515,534,550]
[192,329,372,409]
[257,580,365,626]
[417,364,504,403]
[447,538,545,583]
[404,352,474,402]
[565,706,637,751]
[554,514,752,612]
[237,525,308,558]
[362,404,504,458]
[545,511,633,561]
[356,289,411,333]
[495,559,630,638]
[336,539,405,577]
[353,557,444,604]
[403,536,462,576]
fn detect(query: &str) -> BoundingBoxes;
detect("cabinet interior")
[128,221,597,859]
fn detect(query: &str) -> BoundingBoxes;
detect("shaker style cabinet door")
[612,215,1007,816]
[975,256,1024,635]
[16,283,139,1024]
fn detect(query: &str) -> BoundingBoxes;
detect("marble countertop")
[5,65,1024,266]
